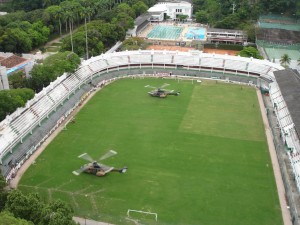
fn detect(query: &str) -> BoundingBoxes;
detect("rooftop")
[274,69,300,136]
[0,55,28,68]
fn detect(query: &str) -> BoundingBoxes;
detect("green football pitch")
[19,78,282,225]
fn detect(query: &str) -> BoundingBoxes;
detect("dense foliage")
[121,37,148,50]
[0,88,35,121]
[0,175,76,225]
[0,211,33,225]
[61,20,125,57]
[193,0,299,30]
[0,21,50,53]
[0,0,152,53]
[237,46,263,59]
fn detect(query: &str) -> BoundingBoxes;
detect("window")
[176,9,182,13]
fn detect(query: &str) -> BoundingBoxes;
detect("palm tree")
[280,54,291,68]
[46,5,63,36]
[80,7,94,59]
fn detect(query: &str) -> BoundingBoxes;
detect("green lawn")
[19,78,282,225]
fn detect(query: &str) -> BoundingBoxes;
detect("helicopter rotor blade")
[98,162,114,174]
[78,153,94,162]
[160,83,170,89]
[72,165,89,175]
[99,150,117,161]
[145,85,157,89]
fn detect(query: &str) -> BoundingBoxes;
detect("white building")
[148,0,192,22]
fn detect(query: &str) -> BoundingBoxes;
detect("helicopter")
[72,150,127,177]
[145,83,180,98]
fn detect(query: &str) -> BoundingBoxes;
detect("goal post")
[127,209,158,222]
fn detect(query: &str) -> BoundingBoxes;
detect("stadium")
[0,50,300,224]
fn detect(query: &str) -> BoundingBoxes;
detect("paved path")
[256,89,292,225]
[73,217,114,225]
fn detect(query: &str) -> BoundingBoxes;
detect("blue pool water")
[147,25,183,40]
[185,27,206,40]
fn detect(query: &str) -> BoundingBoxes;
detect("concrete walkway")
[73,217,114,225]
[256,89,292,225]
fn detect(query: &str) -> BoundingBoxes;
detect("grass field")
[19,78,282,225]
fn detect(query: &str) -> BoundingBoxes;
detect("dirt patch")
[203,48,239,55]
[147,45,195,52]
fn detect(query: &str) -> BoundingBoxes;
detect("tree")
[0,89,35,121]
[121,37,147,50]
[112,12,134,30]
[61,20,125,56]
[0,211,33,225]
[29,51,80,92]
[60,1,80,52]
[44,51,81,73]
[237,46,263,59]
[46,5,63,36]
[114,3,135,18]
[5,190,76,225]
[0,28,32,53]
[8,71,27,89]
[132,1,148,17]
[80,5,95,59]
[195,10,209,24]
[5,191,42,224]
[280,54,291,67]
[0,175,8,212]
[243,23,256,42]
[177,14,188,21]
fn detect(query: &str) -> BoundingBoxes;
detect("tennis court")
[258,22,300,31]
[264,48,300,60]
[147,25,183,40]
[185,27,206,40]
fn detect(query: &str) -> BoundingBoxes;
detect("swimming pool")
[147,25,183,40]
[185,27,206,40]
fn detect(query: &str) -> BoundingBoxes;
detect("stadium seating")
[0,126,18,154]
[200,57,223,68]
[74,66,92,80]
[48,84,68,103]
[88,60,107,73]
[152,54,173,64]
[130,54,152,64]
[224,59,247,71]
[62,76,80,91]
[107,55,129,66]
[174,55,199,66]
[10,110,37,135]
[247,62,270,74]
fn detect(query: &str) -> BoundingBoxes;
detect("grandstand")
[1,50,300,223]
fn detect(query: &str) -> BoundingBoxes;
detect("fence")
[256,40,300,50]
[259,14,300,25]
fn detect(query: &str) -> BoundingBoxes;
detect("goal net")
[127,209,158,224]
